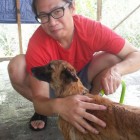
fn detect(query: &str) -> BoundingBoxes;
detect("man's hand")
[101,67,121,95]
[91,67,121,95]
[57,95,107,134]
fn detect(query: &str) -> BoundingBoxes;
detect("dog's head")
[31,60,78,89]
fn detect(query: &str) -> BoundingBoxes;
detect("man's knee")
[88,52,121,82]
[102,52,121,64]
[8,54,27,84]
[93,52,121,65]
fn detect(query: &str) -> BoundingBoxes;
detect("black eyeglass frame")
[35,2,71,24]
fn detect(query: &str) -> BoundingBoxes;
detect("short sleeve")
[92,22,125,54]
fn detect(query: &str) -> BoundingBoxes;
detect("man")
[8,0,140,134]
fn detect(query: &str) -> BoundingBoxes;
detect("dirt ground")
[0,61,140,140]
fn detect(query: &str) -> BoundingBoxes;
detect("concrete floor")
[1,61,140,140]
[0,61,64,140]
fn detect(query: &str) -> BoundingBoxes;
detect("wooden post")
[16,0,23,54]
[97,0,102,21]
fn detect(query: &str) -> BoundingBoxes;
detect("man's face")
[36,0,75,41]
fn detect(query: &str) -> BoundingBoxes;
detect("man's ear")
[70,1,76,15]
[60,67,78,83]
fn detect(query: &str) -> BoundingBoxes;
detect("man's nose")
[49,16,57,25]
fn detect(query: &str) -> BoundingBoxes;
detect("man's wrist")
[111,64,123,77]
[52,98,63,115]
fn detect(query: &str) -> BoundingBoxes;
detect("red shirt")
[26,15,125,74]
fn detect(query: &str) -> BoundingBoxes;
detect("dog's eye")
[48,64,51,69]
[48,63,56,71]
[47,63,53,70]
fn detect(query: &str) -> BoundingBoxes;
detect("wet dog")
[32,60,140,140]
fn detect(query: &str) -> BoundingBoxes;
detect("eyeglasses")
[35,3,71,24]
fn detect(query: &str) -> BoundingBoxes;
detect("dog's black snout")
[31,67,42,77]
[31,67,40,76]
[31,66,52,83]
[31,67,36,74]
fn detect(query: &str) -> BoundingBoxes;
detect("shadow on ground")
[0,61,64,140]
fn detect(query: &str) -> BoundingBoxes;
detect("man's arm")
[114,40,140,75]
[101,40,140,94]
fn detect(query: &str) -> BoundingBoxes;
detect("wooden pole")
[97,0,102,21]
[16,0,23,54]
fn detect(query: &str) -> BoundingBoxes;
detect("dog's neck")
[53,78,89,98]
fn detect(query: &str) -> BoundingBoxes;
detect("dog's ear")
[60,67,78,83]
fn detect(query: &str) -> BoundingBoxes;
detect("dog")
[31,60,140,140]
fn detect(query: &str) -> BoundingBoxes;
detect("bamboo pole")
[0,57,13,62]
[113,4,140,30]
[16,0,23,54]
[97,0,102,21]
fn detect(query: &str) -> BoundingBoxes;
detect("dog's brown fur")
[32,60,140,140]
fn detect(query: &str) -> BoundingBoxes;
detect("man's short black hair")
[32,0,73,17]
